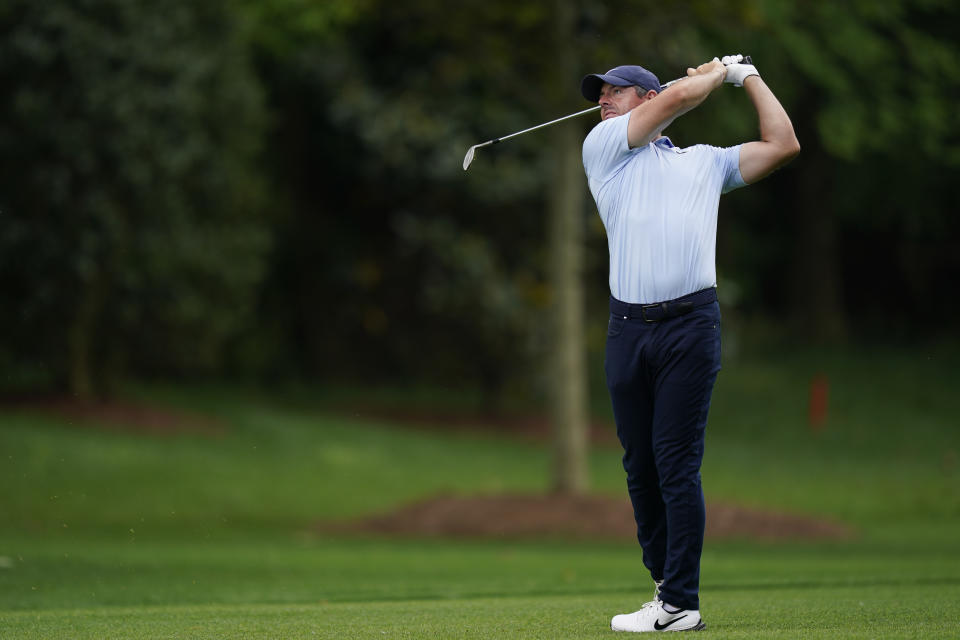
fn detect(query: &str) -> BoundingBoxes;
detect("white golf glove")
[721,54,759,87]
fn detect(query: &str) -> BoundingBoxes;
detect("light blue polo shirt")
[583,111,746,304]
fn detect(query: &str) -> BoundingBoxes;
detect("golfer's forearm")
[745,76,799,152]
[628,69,724,147]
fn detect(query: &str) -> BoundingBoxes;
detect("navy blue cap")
[581,65,662,102]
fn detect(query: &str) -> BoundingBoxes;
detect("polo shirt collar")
[654,136,675,148]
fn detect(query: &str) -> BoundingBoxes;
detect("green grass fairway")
[1,537,958,638]
[1,348,959,637]
[3,589,958,640]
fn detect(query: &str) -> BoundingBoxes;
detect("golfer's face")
[598,83,645,120]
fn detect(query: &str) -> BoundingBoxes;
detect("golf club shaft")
[478,105,601,149]
[463,57,750,170]
[475,73,686,148]
[472,76,675,151]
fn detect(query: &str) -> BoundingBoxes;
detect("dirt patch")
[326,407,853,542]
[3,395,225,436]
[324,493,854,542]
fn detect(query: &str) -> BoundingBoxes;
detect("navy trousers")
[604,290,721,611]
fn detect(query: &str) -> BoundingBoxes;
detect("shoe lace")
[630,581,664,616]
[641,580,663,610]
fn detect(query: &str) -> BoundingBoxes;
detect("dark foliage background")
[1,0,957,399]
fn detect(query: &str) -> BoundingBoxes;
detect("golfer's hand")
[686,58,727,84]
[687,58,727,91]
[721,54,759,87]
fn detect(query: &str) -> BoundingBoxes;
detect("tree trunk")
[548,0,589,495]
[788,134,847,343]
[67,276,102,400]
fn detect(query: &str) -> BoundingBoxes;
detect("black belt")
[609,287,718,323]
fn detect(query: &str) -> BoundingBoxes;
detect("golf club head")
[463,145,477,171]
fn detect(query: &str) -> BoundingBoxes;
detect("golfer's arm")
[738,76,800,183]
[627,69,725,148]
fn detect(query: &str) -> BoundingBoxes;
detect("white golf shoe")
[610,600,705,633]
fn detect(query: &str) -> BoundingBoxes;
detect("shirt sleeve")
[719,144,746,194]
[582,114,632,186]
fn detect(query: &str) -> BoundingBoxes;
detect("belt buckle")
[641,302,667,323]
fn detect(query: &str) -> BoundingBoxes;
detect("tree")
[0,0,268,396]
[686,0,960,341]
[239,0,567,391]
[548,0,590,494]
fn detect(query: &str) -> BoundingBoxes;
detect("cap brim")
[580,73,634,102]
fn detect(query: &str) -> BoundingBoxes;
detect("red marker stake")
[808,374,829,432]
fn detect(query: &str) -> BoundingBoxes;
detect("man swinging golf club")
[581,55,799,632]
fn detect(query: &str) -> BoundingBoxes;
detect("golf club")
[462,56,750,170]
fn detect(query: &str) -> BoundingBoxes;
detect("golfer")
[580,55,799,632]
